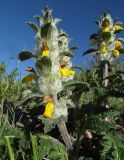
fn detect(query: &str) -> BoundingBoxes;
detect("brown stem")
[58,122,73,151]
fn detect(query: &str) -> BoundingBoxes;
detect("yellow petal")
[114,41,122,49]
[59,68,75,77]
[41,50,49,57]
[114,25,123,31]
[22,74,35,84]
[112,49,120,57]
[43,101,54,118]
[99,46,107,53]
[103,27,109,32]
[89,40,97,46]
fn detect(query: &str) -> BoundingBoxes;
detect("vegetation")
[0,7,124,160]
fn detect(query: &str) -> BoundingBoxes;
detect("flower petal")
[112,49,120,57]
[59,68,75,77]
[41,50,49,57]
[114,25,123,31]
[22,74,35,84]
[43,101,54,118]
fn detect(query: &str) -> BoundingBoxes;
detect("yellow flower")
[103,27,109,32]
[59,68,75,77]
[99,45,107,53]
[41,42,49,57]
[22,74,35,84]
[43,101,54,118]
[114,41,122,49]
[114,25,123,31]
[112,49,120,57]
[89,40,97,46]
[41,50,49,57]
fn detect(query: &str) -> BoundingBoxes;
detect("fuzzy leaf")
[41,23,51,38]
[83,48,97,55]
[18,51,35,61]
[34,15,43,24]
[114,29,124,33]
[102,32,111,41]
[38,134,67,159]
[103,11,108,17]
[119,48,124,53]
[27,22,39,32]
[59,33,68,37]
[95,20,100,25]
[22,74,35,84]
[69,46,79,51]
[36,57,52,73]
[64,51,74,58]
[63,80,90,88]
[90,33,98,40]
[54,18,62,25]
[72,66,84,72]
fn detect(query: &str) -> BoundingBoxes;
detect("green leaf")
[38,134,67,160]
[43,7,52,23]
[34,15,43,24]
[103,11,108,17]
[41,23,51,38]
[95,20,100,25]
[36,57,52,74]
[59,33,68,37]
[114,29,124,33]
[72,66,84,72]
[90,33,98,40]
[63,80,90,88]
[30,134,39,160]
[102,32,111,41]
[119,48,124,53]
[54,18,62,25]
[101,133,124,160]
[27,22,39,33]
[5,136,15,160]
[69,46,79,51]
[18,51,35,61]
[83,48,97,55]
[64,51,74,58]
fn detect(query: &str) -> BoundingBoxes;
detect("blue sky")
[0,0,124,76]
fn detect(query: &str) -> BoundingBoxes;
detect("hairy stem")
[103,62,109,87]
[103,62,109,108]
[52,94,73,151]
[58,121,73,151]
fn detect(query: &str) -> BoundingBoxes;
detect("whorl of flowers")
[18,7,75,120]
[84,12,124,62]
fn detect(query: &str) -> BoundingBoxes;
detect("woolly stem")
[57,121,73,151]
[103,62,109,108]
[52,94,73,151]
[103,62,109,87]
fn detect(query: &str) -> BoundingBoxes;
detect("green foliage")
[27,22,39,33]
[83,48,97,55]
[0,8,124,160]
[38,134,67,160]
[0,63,21,104]
[18,51,35,61]
[85,108,119,134]
[102,32,111,41]
[100,133,124,160]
